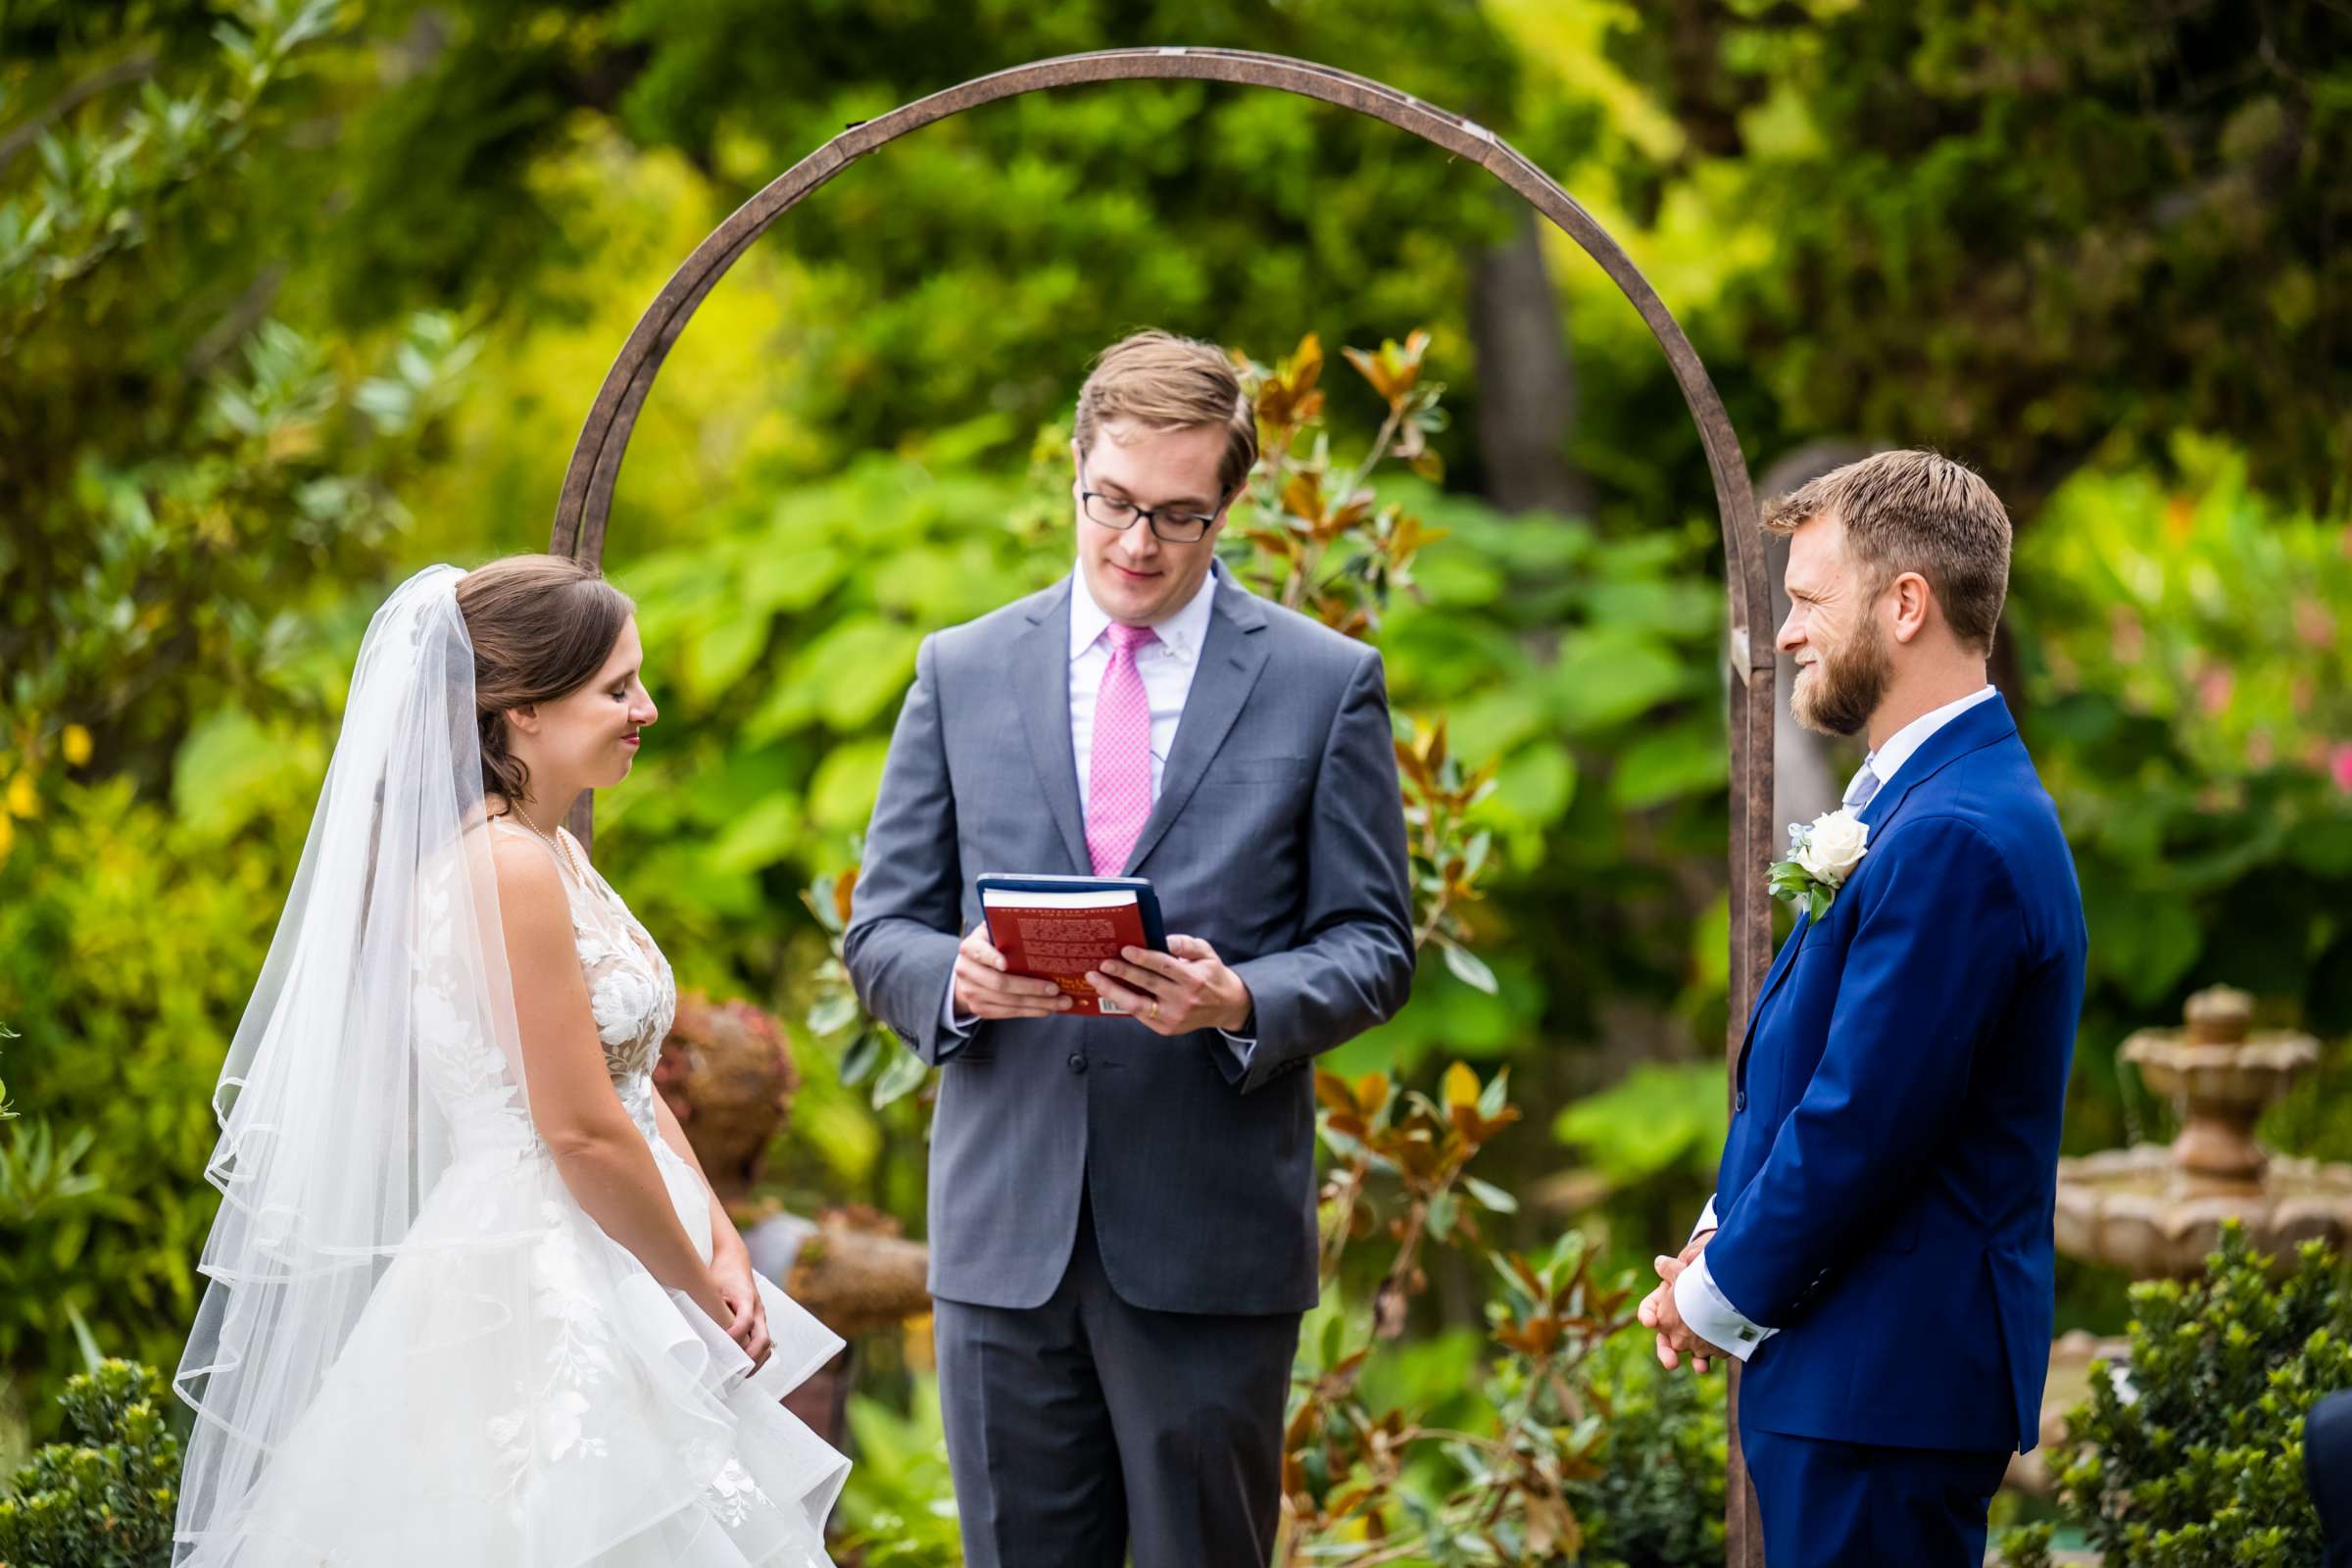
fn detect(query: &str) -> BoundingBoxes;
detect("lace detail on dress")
[487,1199,621,1494]
[489,816,678,1109]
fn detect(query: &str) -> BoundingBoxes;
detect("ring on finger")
[1150,1000,1160,1020]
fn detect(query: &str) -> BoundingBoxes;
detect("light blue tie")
[1844,760,1883,811]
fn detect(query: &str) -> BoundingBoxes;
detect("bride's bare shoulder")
[488,829,568,919]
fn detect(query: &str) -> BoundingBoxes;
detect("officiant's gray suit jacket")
[844,570,1415,1316]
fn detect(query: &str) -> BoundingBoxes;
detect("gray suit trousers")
[933,1193,1299,1568]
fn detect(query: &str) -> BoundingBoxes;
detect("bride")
[172,558,847,1566]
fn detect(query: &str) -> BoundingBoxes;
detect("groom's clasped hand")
[1638,1228,1723,1374]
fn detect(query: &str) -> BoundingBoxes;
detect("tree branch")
[0,54,160,173]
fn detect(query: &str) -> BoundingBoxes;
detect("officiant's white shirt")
[1674,683,1998,1360]
[943,561,1256,1059]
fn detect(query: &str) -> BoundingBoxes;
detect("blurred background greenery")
[2,0,2347,1557]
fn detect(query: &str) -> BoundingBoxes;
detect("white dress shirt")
[1675,684,1999,1359]
[943,562,1257,1060]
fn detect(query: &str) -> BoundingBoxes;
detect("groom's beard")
[1791,617,1892,737]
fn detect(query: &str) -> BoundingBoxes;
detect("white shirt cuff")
[1218,1030,1255,1068]
[941,978,977,1037]
[1673,1250,1776,1363]
[1690,1196,1719,1245]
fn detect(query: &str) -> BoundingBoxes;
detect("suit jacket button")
[1068,1053,1088,1074]
[1736,1090,1748,1112]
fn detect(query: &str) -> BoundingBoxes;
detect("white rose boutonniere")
[1769,808,1871,920]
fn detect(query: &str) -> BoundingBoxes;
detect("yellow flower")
[5,773,34,818]
[62,724,93,765]
[0,810,13,863]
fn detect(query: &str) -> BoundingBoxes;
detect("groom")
[845,330,1415,1567]
[1642,450,2086,1566]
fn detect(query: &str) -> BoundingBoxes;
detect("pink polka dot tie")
[1088,623,1157,877]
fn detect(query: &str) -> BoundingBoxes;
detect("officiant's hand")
[954,921,1078,1019]
[1089,936,1253,1035]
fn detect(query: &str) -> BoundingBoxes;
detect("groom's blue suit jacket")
[1708,693,2085,1454]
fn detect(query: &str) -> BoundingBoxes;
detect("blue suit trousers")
[1742,1407,2009,1568]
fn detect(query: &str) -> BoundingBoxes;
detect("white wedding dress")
[181,814,848,1566]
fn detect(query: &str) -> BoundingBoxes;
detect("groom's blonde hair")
[1073,330,1258,501]
[1763,449,2012,655]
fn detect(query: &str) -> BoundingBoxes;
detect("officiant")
[845,329,1416,1568]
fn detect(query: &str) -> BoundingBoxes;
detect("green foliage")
[1,0,475,792]
[2010,443,2352,1153]
[1281,1062,1710,1565]
[1617,2,2352,507]
[833,1373,963,1568]
[0,1359,180,1568]
[1551,1062,1727,1199]
[0,1,492,1425]
[2006,1224,2351,1568]
[2023,439,2352,781]
[0,776,315,1418]
[1564,1332,1727,1568]
[346,0,1599,481]
[0,0,336,347]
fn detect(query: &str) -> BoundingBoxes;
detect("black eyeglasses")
[1078,468,1224,544]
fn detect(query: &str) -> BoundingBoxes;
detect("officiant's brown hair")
[1074,330,1258,501]
[1762,449,2012,654]
[456,555,635,810]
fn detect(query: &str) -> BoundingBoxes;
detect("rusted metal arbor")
[549,46,1776,1566]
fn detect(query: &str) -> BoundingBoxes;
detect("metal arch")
[548,46,1774,1562]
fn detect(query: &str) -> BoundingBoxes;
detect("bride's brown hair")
[454,555,635,813]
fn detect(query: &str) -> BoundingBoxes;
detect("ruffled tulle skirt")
[180,1134,848,1566]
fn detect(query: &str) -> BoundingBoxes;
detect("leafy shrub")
[0,776,316,1430]
[0,1359,180,1568]
[2002,1222,2352,1568]
[832,1372,963,1568]
[1564,1331,1727,1568]
[1281,1062,1737,1565]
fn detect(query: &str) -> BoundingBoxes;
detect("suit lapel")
[1120,576,1270,877]
[1737,691,2022,1062]
[1742,909,1811,1045]
[1014,580,1093,875]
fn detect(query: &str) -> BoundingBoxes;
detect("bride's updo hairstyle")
[454,554,635,812]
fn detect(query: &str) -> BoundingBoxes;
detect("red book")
[976,875,1169,1018]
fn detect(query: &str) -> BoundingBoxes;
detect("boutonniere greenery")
[1768,808,1871,920]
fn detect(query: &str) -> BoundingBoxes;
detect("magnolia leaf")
[1461,1175,1519,1214]
[870,1045,931,1109]
[837,1029,883,1087]
[1477,1067,1510,1121]
[807,992,860,1038]
[1440,940,1498,995]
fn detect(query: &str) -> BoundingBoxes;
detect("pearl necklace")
[511,800,585,881]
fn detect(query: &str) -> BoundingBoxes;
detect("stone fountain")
[2014,985,2352,1491]
[2054,985,2352,1276]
